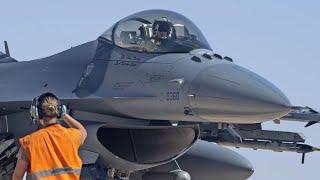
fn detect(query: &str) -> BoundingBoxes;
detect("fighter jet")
[0,9,319,180]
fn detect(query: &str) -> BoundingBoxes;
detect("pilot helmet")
[152,18,174,40]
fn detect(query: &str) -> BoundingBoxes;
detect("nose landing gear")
[80,165,131,180]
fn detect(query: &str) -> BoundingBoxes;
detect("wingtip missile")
[300,146,320,164]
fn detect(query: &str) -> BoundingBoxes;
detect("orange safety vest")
[19,124,83,180]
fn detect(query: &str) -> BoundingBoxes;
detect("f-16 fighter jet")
[0,10,319,180]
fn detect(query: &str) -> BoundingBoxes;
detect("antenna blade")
[4,41,10,56]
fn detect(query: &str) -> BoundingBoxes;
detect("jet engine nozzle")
[189,63,291,123]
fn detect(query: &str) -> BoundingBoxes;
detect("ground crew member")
[13,92,87,180]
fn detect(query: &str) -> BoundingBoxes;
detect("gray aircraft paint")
[0,9,306,180]
[0,43,290,123]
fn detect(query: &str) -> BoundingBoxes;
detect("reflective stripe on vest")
[27,167,81,179]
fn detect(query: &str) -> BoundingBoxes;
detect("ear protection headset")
[30,92,67,122]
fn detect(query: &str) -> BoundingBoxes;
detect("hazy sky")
[1,1,319,179]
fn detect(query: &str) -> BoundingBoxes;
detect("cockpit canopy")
[100,10,212,53]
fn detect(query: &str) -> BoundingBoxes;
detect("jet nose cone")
[189,63,291,123]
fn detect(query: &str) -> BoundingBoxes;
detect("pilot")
[144,19,176,52]
[13,92,87,180]
[138,25,147,39]
[152,20,175,41]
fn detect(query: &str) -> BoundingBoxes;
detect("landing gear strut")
[80,165,131,180]
[107,168,130,180]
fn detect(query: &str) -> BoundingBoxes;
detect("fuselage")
[0,38,291,124]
